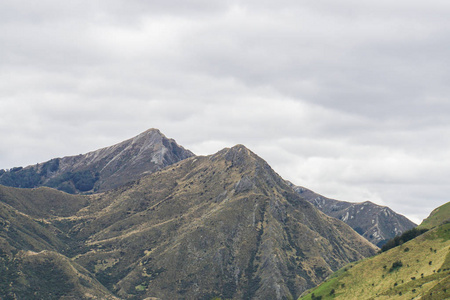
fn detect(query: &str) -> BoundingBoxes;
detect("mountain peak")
[230,144,249,151]
[135,128,164,138]
[213,144,257,160]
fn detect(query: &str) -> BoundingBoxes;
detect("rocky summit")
[0,129,194,194]
[0,142,377,300]
[292,185,417,246]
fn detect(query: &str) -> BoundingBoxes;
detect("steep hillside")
[293,185,416,246]
[0,129,194,194]
[419,201,450,230]
[298,205,450,300]
[0,199,68,253]
[0,250,118,299]
[0,184,88,218]
[66,145,377,300]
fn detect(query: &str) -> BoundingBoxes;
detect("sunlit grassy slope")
[299,221,450,300]
[419,202,450,230]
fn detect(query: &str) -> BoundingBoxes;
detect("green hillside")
[419,201,450,230]
[298,222,450,300]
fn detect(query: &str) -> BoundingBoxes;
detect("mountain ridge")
[0,129,194,194]
[291,185,417,246]
[66,144,377,299]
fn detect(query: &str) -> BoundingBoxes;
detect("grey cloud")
[1,0,449,223]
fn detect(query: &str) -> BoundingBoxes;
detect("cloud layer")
[1,0,450,223]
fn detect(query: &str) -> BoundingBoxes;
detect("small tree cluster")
[381,228,429,252]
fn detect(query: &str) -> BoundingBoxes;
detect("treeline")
[0,159,60,188]
[380,227,428,252]
[46,170,99,193]
[0,159,99,193]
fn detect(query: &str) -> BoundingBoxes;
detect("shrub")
[389,260,403,272]
[311,293,322,300]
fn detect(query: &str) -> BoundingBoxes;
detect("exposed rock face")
[291,185,417,246]
[0,129,194,193]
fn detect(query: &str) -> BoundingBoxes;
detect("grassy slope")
[419,201,450,230]
[0,185,88,218]
[298,222,450,300]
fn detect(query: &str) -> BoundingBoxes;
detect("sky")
[1,0,450,224]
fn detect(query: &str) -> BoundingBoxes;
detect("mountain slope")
[0,129,194,194]
[419,201,450,230]
[293,185,416,246]
[67,145,377,299]
[0,250,119,300]
[298,202,450,300]
[0,186,117,299]
[0,199,68,254]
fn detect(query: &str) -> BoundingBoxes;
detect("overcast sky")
[1,0,450,224]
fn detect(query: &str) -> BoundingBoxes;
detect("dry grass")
[299,222,450,300]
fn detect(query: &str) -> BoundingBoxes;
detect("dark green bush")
[389,260,403,272]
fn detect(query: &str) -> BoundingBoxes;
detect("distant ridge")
[291,184,416,246]
[0,129,194,194]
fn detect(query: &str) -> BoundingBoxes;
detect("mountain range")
[0,129,426,299]
[0,129,415,247]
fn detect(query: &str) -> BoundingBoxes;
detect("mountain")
[0,144,378,300]
[0,128,194,194]
[298,202,450,300]
[292,185,416,247]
